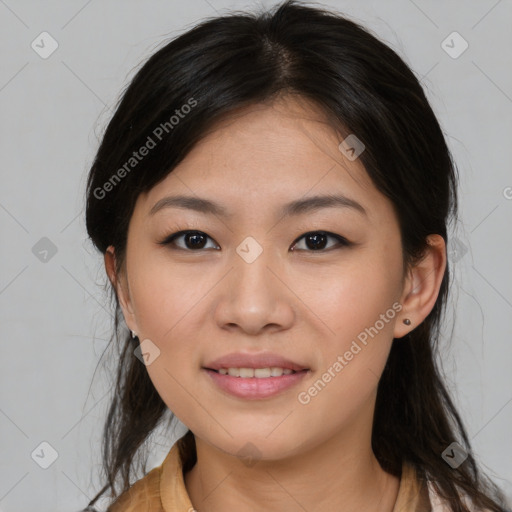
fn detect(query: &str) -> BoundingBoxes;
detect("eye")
[290,231,350,252]
[158,230,220,251]
[158,229,351,252]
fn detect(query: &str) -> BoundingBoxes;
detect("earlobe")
[104,245,138,332]
[394,234,447,339]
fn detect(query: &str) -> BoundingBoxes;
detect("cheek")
[295,250,402,343]
[128,250,210,338]
[295,251,402,399]
[125,255,215,419]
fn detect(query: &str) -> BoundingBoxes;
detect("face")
[111,97,416,461]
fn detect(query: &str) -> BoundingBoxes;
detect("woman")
[83,1,509,510]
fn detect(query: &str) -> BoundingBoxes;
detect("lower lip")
[203,368,309,399]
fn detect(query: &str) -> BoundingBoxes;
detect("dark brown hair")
[84,1,508,510]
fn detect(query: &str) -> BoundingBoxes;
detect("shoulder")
[106,464,164,512]
[426,476,496,512]
[102,440,191,512]
[398,461,494,512]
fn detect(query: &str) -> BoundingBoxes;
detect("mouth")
[201,352,310,398]
[202,367,310,400]
[203,367,308,378]
[203,352,310,374]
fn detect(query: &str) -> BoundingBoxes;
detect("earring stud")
[403,318,411,326]
[131,330,137,338]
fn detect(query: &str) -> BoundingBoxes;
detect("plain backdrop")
[0,0,511,510]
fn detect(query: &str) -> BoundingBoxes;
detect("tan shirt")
[107,442,436,512]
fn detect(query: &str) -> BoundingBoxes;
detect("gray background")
[0,0,511,510]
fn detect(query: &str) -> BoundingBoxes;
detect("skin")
[105,96,446,511]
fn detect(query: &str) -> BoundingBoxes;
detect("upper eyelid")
[291,231,349,249]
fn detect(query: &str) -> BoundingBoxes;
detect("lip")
[203,368,310,399]
[203,352,309,372]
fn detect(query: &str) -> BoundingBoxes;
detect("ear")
[394,234,447,339]
[104,245,139,334]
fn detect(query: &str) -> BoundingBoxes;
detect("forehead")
[138,97,395,225]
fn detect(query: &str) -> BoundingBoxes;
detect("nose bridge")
[233,234,275,295]
[235,235,267,267]
[214,234,294,334]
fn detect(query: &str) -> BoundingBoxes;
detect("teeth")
[217,367,296,378]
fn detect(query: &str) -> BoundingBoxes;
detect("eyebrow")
[149,193,367,218]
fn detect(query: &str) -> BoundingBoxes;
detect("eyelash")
[157,230,352,252]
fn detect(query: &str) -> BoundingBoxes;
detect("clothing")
[105,440,455,511]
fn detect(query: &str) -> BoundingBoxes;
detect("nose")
[214,243,296,336]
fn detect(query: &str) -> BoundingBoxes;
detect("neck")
[183,418,400,511]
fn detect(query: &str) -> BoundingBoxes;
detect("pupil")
[187,232,206,249]
[307,233,327,250]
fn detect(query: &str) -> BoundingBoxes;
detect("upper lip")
[203,352,309,372]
